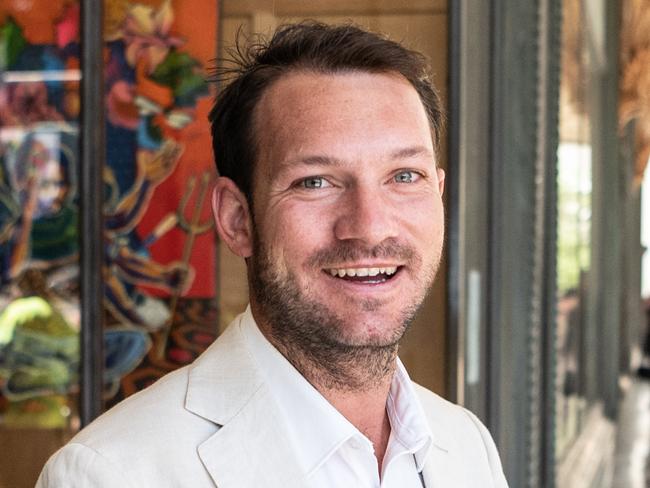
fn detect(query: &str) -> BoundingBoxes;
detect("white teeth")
[326,266,399,278]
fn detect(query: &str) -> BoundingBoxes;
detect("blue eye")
[301,177,328,189]
[394,171,416,183]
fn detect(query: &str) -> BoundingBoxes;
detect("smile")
[324,266,400,283]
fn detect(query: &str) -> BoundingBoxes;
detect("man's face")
[248,71,445,350]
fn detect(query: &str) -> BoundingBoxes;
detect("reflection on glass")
[555,143,591,458]
[557,143,591,295]
[0,3,81,486]
[1,6,81,419]
[555,0,593,462]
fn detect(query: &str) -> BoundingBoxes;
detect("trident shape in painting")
[156,171,213,358]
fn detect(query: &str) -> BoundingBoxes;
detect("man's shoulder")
[412,381,471,421]
[411,382,497,450]
[73,365,201,447]
[38,354,225,487]
[38,379,219,488]
[73,317,248,449]
[412,382,509,487]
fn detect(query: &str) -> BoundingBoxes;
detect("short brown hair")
[209,21,444,203]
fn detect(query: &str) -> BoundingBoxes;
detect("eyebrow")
[282,145,435,168]
[390,146,435,160]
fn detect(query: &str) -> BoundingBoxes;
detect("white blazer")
[37,313,509,487]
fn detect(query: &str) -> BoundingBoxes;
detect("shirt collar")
[241,306,358,475]
[240,305,433,473]
[386,361,434,471]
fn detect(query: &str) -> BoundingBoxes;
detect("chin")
[330,317,409,348]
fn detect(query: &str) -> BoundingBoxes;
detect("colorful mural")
[101,0,219,395]
[0,0,219,428]
[1,1,84,428]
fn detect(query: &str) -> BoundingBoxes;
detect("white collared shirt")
[240,307,433,487]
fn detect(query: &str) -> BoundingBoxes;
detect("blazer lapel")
[416,388,469,488]
[184,316,307,488]
[421,444,467,488]
[198,383,306,488]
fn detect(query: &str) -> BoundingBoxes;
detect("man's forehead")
[253,71,433,149]
[257,70,419,111]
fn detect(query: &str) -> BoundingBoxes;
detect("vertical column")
[449,0,563,485]
[79,0,105,426]
[447,0,493,415]
[540,0,563,485]
[487,0,548,486]
[593,0,621,419]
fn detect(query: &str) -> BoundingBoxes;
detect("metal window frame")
[79,0,105,426]
[448,0,563,486]
[447,0,493,420]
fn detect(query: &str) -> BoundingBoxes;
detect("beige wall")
[0,428,71,488]
[217,0,449,395]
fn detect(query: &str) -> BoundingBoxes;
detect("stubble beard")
[248,232,436,393]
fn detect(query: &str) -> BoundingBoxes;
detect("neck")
[275,335,399,392]
[319,371,394,470]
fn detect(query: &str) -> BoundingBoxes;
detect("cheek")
[265,203,334,248]
[258,212,322,277]
[410,200,445,246]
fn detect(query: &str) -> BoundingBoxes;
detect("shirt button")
[349,438,362,450]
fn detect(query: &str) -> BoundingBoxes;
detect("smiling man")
[38,23,508,488]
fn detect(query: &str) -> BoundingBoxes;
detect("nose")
[333,186,399,246]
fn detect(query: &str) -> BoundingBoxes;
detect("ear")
[211,177,253,258]
[436,168,446,196]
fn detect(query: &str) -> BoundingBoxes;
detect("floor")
[611,376,650,488]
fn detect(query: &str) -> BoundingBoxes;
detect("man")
[37,22,508,487]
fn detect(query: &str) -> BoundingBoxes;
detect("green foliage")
[150,49,208,107]
[0,17,27,70]
[556,184,591,294]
